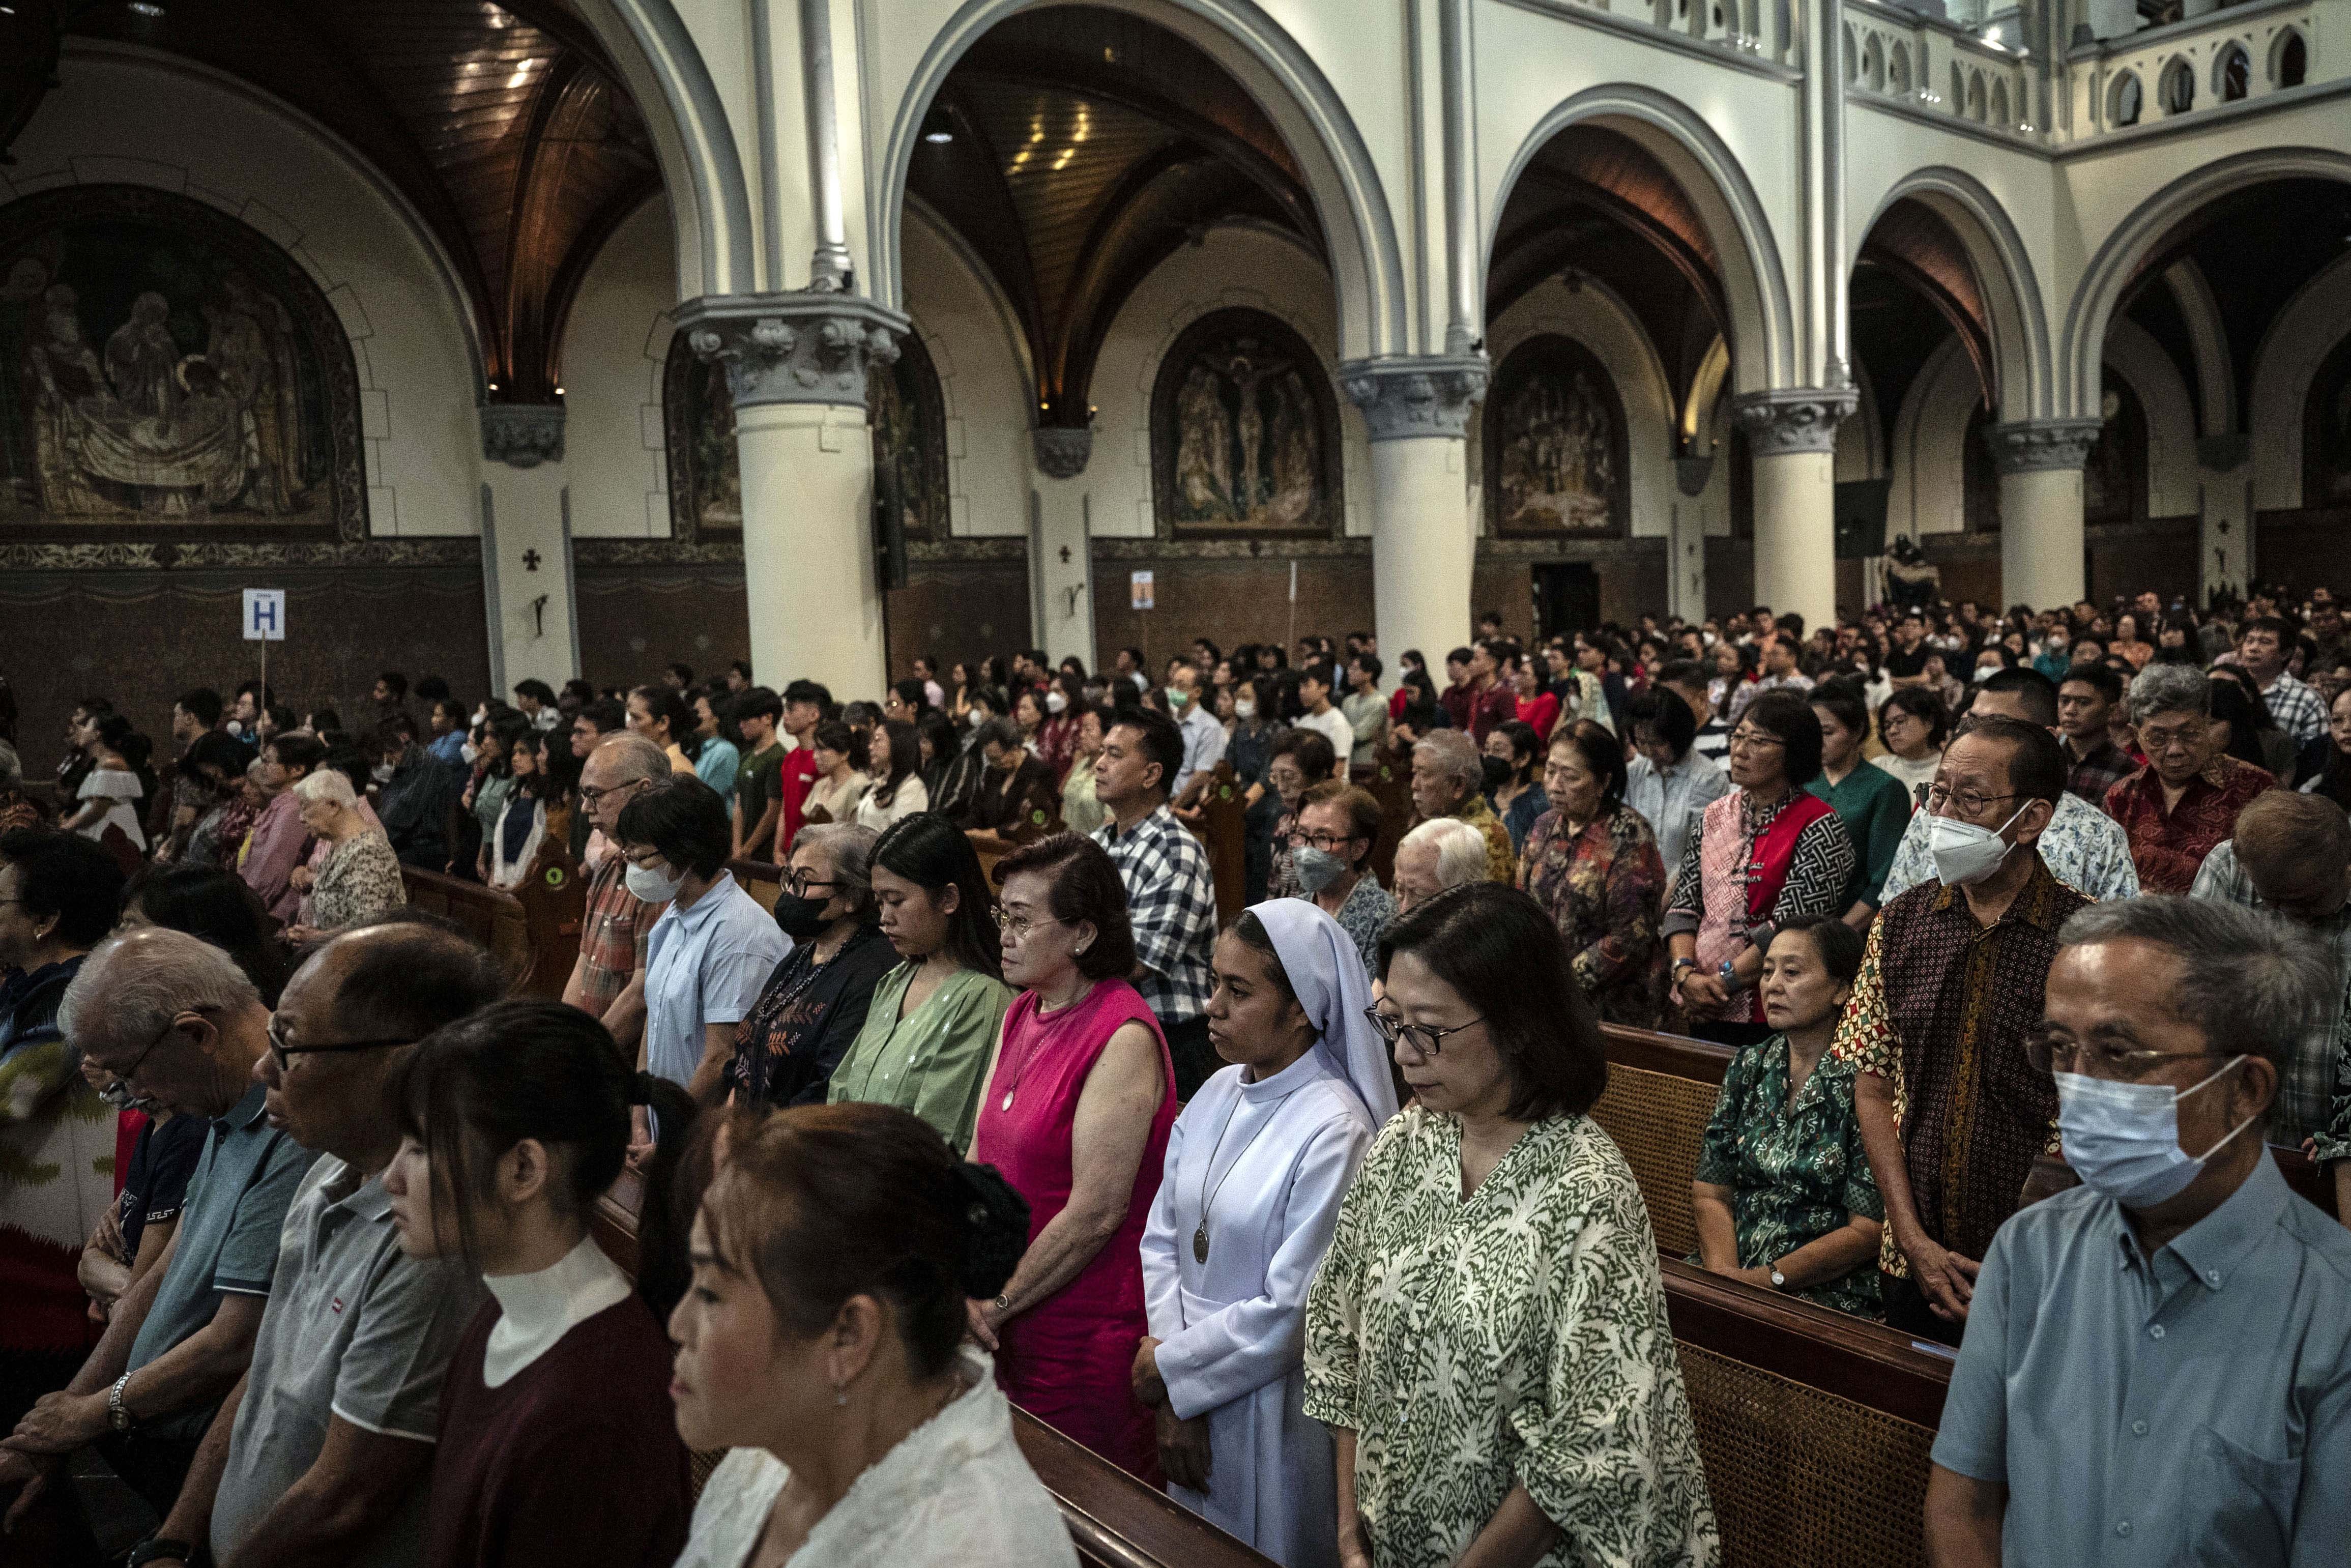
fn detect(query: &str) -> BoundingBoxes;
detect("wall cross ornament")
[521,548,542,571]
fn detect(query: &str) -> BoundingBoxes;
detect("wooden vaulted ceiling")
[4,0,660,403]
[909,5,1322,428]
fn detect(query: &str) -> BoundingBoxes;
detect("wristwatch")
[1767,1264,1788,1291]
[125,1536,195,1567]
[108,1371,136,1433]
[1670,956,1697,975]
[1717,959,1741,989]
[993,1293,1011,1313]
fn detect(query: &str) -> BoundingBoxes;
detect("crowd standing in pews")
[0,580,2348,1564]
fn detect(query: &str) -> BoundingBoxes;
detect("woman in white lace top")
[669,1102,1078,1568]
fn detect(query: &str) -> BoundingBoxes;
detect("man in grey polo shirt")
[136,921,503,1568]
[0,929,308,1524]
[1926,897,2351,1567]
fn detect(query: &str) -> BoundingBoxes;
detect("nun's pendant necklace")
[1193,1084,1302,1263]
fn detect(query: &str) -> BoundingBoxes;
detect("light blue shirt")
[695,737,741,802]
[1878,787,2139,906]
[1933,1154,2351,1567]
[1623,750,1730,892]
[1174,703,1228,798]
[641,872,789,1089]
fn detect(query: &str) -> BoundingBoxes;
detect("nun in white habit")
[1134,898,1398,1568]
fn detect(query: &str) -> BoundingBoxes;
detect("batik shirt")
[1304,1108,1719,1568]
[1516,805,1668,1029]
[1692,1036,1883,1317]
[1829,858,2087,1277]
[2103,755,2276,893]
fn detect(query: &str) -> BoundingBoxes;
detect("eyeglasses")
[266,1019,414,1075]
[2026,1036,2227,1082]
[1726,729,1785,751]
[782,870,837,899]
[1362,1007,1484,1056]
[578,778,648,806]
[1284,829,1357,852]
[100,1008,202,1088]
[993,909,1065,943]
[1923,785,2023,818]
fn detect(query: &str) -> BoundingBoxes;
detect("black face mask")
[773,891,834,942]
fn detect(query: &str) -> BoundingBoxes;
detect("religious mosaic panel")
[2082,372,2145,526]
[1484,334,1628,538]
[662,324,948,546]
[2305,334,2351,510]
[1150,307,1342,537]
[0,184,368,562]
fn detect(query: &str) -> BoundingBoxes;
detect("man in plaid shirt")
[2238,616,2328,747]
[2187,793,2351,1146]
[1092,706,1219,1098]
[560,731,673,1050]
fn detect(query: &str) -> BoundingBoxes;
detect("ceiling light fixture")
[127,1,165,15]
[921,107,955,146]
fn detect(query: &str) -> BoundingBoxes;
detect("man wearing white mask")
[1134,900,1393,1567]
[1829,716,2086,1345]
[1925,896,2351,1568]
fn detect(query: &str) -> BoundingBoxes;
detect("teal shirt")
[695,737,741,802]
[1807,762,1912,912]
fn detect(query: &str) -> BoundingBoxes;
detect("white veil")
[1249,898,1400,1123]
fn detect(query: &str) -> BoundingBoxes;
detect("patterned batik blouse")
[1515,804,1668,1029]
[1691,1034,1883,1318]
[1303,1107,1719,1568]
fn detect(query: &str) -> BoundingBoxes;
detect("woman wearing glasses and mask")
[1661,692,1855,1049]
[1305,884,1716,1568]
[723,824,898,1108]
[965,833,1176,1482]
[1136,901,1392,1565]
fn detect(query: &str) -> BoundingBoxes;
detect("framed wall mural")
[2082,372,2145,527]
[662,324,948,545]
[0,184,371,566]
[1150,307,1342,537]
[1484,334,1628,538]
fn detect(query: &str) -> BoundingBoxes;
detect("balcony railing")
[1843,0,2037,136]
[2065,0,2326,140]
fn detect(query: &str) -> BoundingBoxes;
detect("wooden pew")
[1351,754,1414,889]
[397,834,586,998]
[588,1170,1274,1568]
[1187,760,1249,926]
[729,856,783,913]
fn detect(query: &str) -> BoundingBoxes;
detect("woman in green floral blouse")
[1690,914,1883,1317]
[1304,883,1717,1568]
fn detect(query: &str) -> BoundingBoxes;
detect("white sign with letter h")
[242,589,286,642]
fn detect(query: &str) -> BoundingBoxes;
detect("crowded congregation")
[7,0,2351,1563]
[1,578,2348,1568]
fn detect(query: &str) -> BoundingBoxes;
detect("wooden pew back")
[398,832,585,997]
[1588,1026,1730,1259]
[1352,756,1413,888]
[1190,761,1249,926]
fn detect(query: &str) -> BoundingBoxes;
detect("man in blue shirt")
[1927,896,2351,1567]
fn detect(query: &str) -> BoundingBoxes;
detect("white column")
[1990,419,2103,611]
[679,296,909,702]
[478,405,578,698]
[1670,456,1714,625]
[2196,434,2252,605]
[1031,428,1095,669]
[1341,358,1487,667]
[1733,391,1854,634]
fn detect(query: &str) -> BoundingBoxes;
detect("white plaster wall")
[2249,251,2351,511]
[8,46,482,537]
[1888,336,1978,538]
[2103,318,2199,518]
[560,196,676,538]
[1087,223,1366,539]
[1838,366,1886,482]
[902,206,1032,537]
[1478,274,1677,538]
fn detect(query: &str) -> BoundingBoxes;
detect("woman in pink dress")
[966,832,1175,1481]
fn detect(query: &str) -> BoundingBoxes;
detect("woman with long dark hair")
[483,728,558,889]
[855,718,930,831]
[2305,686,2351,810]
[627,684,700,775]
[828,814,1013,1151]
[385,999,700,1568]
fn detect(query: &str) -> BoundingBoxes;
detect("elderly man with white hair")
[1409,729,1515,884]
[281,769,406,946]
[1390,817,1491,916]
[0,928,309,1527]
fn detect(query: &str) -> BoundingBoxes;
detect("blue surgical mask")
[2055,1058,2257,1208]
[1293,846,1347,895]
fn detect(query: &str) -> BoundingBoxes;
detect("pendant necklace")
[1193,1083,1302,1263]
[1001,984,1084,1112]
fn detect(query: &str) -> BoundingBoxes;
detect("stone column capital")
[1988,418,2107,475]
[1730,389,1858,456]
[1032,427,1093,479]
[1339,354,1489,442]
[675,294,912,410]
[479,404,565,468]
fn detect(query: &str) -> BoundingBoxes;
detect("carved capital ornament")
[1988,418,2107,475]
[1338,355,1490,442]
[480,404,566,468]
[1032,427,1093,479]
[675,294,911,410]
[1729,390,1859,456]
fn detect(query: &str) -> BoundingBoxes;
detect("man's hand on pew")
[1901,1232,1979,1320]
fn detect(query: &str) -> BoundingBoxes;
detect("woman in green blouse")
[1690,914,1883,1317]
[1304,883,1717,1568]
[824,813,1012,1152]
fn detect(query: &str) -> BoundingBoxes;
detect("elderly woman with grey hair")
[723,822,902,1106]
[1389,816,1492,916]
[2104,664,2276,893]
[282,767,405,944]
[1409,729,1516,883]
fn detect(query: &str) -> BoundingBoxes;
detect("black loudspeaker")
[1834,479,1891,561]
[874,449,909,591]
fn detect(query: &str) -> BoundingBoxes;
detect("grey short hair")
[60,926,259,1058]
[2057,895,2335,1070]
[1413,730,1485,794]
[1399,816,1489,891]
[292,768,357,809]
[976,717,1024,754]
[2128,663,2210,725]
[590,731,671,784]
[796,823,880,919]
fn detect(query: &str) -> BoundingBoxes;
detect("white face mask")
[2056,1058,2257,1208]
[624,862,685,903]
[1927,802,2027,887]
[370,763,395,784]
[460,742,480,765]
[1235,700,1257,721]
[1045,691,1067,715]
[968,709,984,729]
